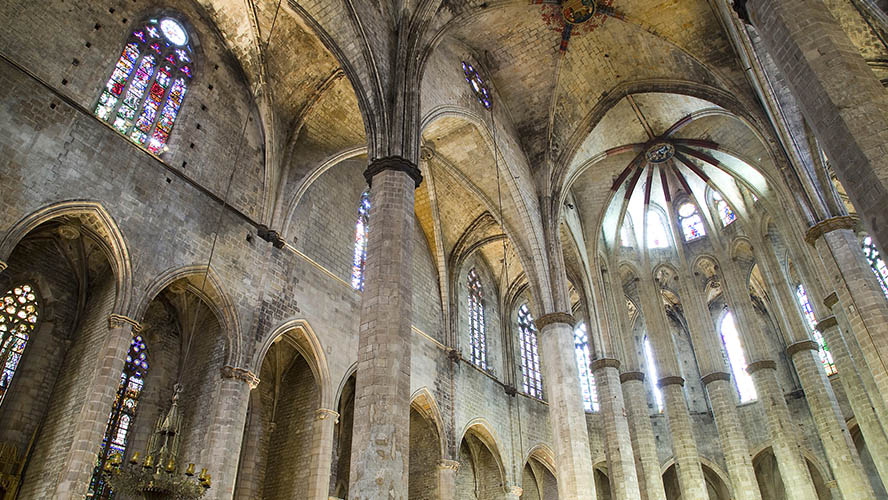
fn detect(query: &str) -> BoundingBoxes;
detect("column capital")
[590,358,621,372]
[787,340,820,358]
[701,371,731,386]
[437,459,460,471]
[508,486,523,496]
[815,316,839,333]
[823,292,839,309]
[221,365,260,389]
[804,215,859,246]
[657,376,684,388]
[620,371,645,383]
[364,156,422,188]
[535,312,575,330]
[746,359,777,374]
[108,313,142,332]
[316,408,340,423]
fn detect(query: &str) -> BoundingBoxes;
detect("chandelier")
[103,386,211,500]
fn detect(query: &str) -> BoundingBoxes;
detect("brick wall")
[408,408,439,500]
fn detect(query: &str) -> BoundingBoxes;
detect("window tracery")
[795,284,837,375]
[643,336,664,413]
[677,202,706,241]
[467,268,487,370]
[461,62,492,109]
[518,304,543,399]
[712,191,736,226]
[0,284,38,406]
[573,322,599,412]
[87,335,149,499]
[351,191,370,291]
[862,236,888,299]
[718,310,756,402]
[95,17,193,154]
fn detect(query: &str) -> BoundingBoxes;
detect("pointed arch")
[410,387,447,460]
[459,418,508,487]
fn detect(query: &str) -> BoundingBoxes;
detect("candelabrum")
[103,385,211,500]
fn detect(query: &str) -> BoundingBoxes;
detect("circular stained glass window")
[160,18,188,46]
[462,61,492,109]
[678,202,696,217]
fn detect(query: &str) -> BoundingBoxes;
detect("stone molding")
[316,408,339,423]
[657,376,685,388]
[590,358,621,372]
[746,359,777,374]
[804,215,859,246]
[787,340,819,358]
[108,313,142,332]
[437,459,460,471]
[534,312,575,331]
[221,365,260,389]
[815,316,838,333]
[824,292,839,309]
[620,371,645,383]
[363,156,423,188]
[701,372,732,386]
[509,486,523,496]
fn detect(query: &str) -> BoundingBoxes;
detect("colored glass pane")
[643,337,664,413]
[468,269,487,370]
[87,335,149,499]
[351,191,370,290]
[795,284,837,376]
[518,304,543,399]
[95,18,192,155]
[719,311,756,402]
[461,61,492,109]
[0,284,38,407]
[678,202,706,241]
[713,191,736,226]
[574,323,599,412]
[862,236,888,299]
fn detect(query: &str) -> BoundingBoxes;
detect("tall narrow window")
[678,202,706,241]
[351,191,370,290]
[88,335,149,499]
[795,284,837,375]
[643,337,664,413]
[0,284,38,406]
[574,322,599,412]
[647,211,670,249]
[719,311,756,402]
[95,18,193,154]
[862,236,888,299]
[467,268,487,369]
[712,191,736,226]
[518,304,543,399]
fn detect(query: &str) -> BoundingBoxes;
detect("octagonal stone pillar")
[591,358,641,500]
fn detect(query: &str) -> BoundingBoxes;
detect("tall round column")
[591,358,641,500]
[620,371,667,500]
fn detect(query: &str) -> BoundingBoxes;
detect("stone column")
[436,460,459,500]
[620,371,667,500]
[787,340,876,500]
[348,158,422,499]
[591,358,641,500]
[53,315,138,498]
[308,408,339,500]
[636,277,709,500]
[203,366,258,500]
[741,0,888,256]
[505,485,523,500]
[810,223,888,418]
[535,312,597,500]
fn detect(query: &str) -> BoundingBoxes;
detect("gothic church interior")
[2,0,888,499]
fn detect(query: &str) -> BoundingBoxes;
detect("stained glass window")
[647,211,670,249]
[862,236,888,299]
[718,311,756,402]
[518,304,543,399]
[574,323,599,412]
[462,61,492,109]
[795,284,837,376]
[678,202,706,241]
[643,337,664,413]
[712,191,736,226]
[87,335,149,499]
[467,269,487,370]
[351,191,370,290]
[95,18,193,154]
[0,284,38,406]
